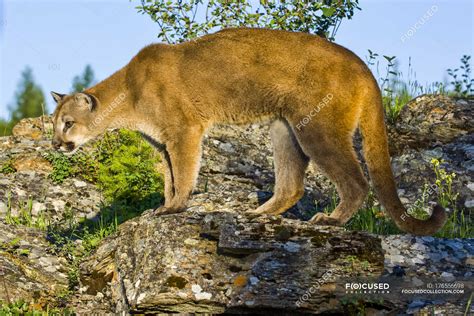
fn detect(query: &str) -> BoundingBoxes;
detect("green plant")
[0,159,16,174]
[322,159,470,238]
[365,51,450,123]
[0,237,31,257]
[43,130,164,291]
[96,130,164,202]
[447,55,473,97]
[345,190,400,235]
[0,299,74,316]
[135,0,360,43]
[430,159,472,238]
[4,193,49,230]
[43,151,74,184]
[0,67,46,137]
[370,158,470,238]
[465,292,473,316]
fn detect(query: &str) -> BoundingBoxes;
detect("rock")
[440,272,455,282]
[73,180,88,188]
[467,183,474,191]
[407,299,425,312]
[466,257,474,266]
[80,211,384,314]
[388,95,474,154]
[465,199,474,208]
[0,201,7,216]
[0,161,103,227]
[385,95,474,208]
[391,266,406,277]
[0,94,473,314]
[11,115,52,139]
[0,222,69,303]
[12,154,52,173]
[31,201,46,216]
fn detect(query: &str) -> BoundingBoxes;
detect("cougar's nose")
[52,138,61,150]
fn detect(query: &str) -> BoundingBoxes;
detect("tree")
[71,64,96,93]
[2,67,45,136]
[135,0,360,44]
[0,119,10,137]
[2,67,46,135]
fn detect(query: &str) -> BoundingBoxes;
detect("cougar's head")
[50,91,101,154]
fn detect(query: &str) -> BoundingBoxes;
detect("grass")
[4,192,49,231]
[345,191,400,235]
[0,299,74,316]
[0,237,30,257]
[365,52,472,123]
[465,292,473,316]
[317,158,472,238]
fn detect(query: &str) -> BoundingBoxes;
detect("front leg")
[161,149,175,204]
[154,126,204,215]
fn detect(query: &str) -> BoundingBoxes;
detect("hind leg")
[248,119,309,216]
[292,126,369,226]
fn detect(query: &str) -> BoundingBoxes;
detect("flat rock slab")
[80,211,384,314]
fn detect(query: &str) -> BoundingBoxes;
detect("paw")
[152,206,186,216]
[246,207,277,218]
[310,213,341,226]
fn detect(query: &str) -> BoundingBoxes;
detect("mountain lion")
[51,28,446,235]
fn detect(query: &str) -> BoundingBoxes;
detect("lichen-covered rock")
[79,211,384,314]
[0,119,104,226]
[78,212,473,314]
[388,95,474,154]
[390,134,473,208]
[0,222,69,304]
[11,115,53,140]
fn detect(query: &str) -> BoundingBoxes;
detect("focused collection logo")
[345,282,390,294]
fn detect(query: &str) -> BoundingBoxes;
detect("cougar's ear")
[51,91,66,104]
[74,93,97,112]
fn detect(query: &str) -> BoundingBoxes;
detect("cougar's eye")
[64,121,74,131]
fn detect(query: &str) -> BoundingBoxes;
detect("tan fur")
[51,28,446,235]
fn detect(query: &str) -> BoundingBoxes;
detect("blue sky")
[0,0,472,120]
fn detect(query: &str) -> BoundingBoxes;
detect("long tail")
[359,88,446,236]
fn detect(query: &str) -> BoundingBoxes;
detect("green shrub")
[136,0,360,43]
[95,130,163,203]
[43,151,74,183]
[43,130,164,202]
